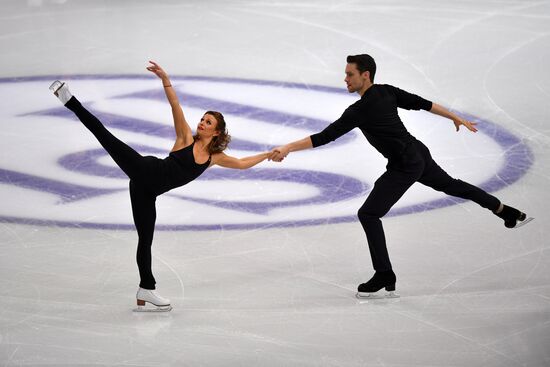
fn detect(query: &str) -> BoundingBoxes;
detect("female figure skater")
[50,61,273,311]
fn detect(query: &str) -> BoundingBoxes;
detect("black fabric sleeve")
[388,85,432,111]
[310,107,359,148]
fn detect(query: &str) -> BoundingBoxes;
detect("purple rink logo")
[0,75,533,230]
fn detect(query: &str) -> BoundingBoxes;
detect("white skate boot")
[133,287,172,312]
[49,80,73,105]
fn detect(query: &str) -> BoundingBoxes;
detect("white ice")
[1,1,549,366]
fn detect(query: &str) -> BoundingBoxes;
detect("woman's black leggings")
[357,140,501,272]
[66,97,159,290]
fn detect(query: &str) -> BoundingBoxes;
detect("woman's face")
[197,113,219,137]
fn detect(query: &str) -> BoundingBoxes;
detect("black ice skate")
[356,270,399,299]
[495,205,534,229]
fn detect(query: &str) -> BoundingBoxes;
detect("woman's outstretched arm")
[212,151,272,169]
[146,60,193,151]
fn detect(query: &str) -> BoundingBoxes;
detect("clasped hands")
[268,146,289,162]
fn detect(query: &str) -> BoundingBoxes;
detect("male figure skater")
[271,54,532,298]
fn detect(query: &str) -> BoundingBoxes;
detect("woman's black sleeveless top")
[157,142,210,195]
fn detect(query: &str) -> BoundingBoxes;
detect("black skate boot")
[494,204,533,229]
[356,270,399,299]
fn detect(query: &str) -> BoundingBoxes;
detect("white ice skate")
[49,80,73,105]
[133,288,172,312]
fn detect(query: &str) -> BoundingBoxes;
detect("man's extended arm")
[429,103,478,132]
[270,107,358,161]
[270,136,313,162]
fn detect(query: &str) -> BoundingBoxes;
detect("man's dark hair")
[347,54,376,82]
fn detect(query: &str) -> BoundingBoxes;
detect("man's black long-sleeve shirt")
[310,84,433,160]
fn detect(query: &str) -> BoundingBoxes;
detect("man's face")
[344,63,370,94]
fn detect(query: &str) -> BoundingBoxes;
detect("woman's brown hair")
[194,111,231,154]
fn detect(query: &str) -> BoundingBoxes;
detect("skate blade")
[133,304,172,312]
[514,217,534,228]
[356,290,400,299]
[49,80,64,94]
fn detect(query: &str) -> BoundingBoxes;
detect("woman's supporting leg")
[129,181,157,290]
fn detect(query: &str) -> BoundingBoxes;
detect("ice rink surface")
[1,0,549,366]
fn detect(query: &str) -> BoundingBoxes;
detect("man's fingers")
[465,120,478,132]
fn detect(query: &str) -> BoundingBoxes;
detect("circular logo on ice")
[0,76,533,230]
